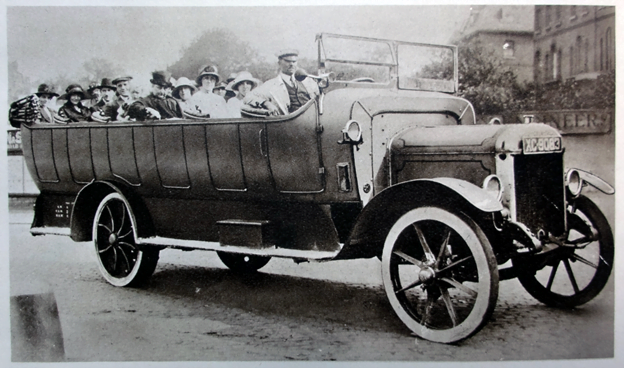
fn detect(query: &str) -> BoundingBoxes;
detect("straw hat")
[172,77,197,99]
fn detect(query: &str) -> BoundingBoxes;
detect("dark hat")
[35,83,59,97]
[196,65,220,85]
[229,71,260,91]
[213,82,227,91]
[172,77,197,99]
[150,70,173,87]
[99,78,116,90]
[87,81,101,93]
[60,84,86,100]
[112,76,133,85]
[277,49,299,59]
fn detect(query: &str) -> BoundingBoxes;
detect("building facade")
[534,5,615,84]
[451,5,535,83]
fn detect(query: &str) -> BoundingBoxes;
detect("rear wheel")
[515,195,613,308]
[381,207,499,343]
[217,252,271,273]
[93,193,159,287]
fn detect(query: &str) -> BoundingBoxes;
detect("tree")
[82,58,123,85]
[457,39,530,115]
[168,28,276,83]
[8,61,32,101]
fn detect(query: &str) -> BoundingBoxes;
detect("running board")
[136,236,340,261]
[30,227,71,236]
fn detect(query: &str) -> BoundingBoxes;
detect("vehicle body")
[21,33,614,343]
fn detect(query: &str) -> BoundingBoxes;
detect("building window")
[556,6,561,21]
[570,5,577,18]
[569,46,574,76]
[600,38,604,71]
[584,39,589,72]
[576,36,583,74]
[544,53,550,81]
[503,40,515,58]
[606,27,613,70]
[545,6,551,27]
[536,8,542,32]
[555,48,562,80]
[535,51,541,82]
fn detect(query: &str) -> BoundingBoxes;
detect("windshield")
[318,34,457,93]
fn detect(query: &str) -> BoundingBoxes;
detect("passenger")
[127,70,183,121]
[224,72,238,101]
[172,77,202,117]
[57,84,91,122]
[188,65,228,118]
[90,78,117,123]
[213,82,227,98]
[244,50,319,115]
[34,84,61,124]
[111,76,135,121]
[226,71,260,118]
[131,86,143,100]
[83,81,101,109]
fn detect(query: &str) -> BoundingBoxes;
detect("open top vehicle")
[19,33,615,343]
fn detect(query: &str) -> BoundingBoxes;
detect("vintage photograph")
[4,2,617,364]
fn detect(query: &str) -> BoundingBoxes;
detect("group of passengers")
[31,50,319,124]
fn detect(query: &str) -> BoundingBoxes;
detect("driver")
[244,50,319,115]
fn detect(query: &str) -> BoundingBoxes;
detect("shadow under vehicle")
[20,33,615,343]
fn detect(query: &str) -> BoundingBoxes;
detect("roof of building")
[450,5,535,43]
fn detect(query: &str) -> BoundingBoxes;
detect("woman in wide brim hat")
[195,65,220,86]
[58,84,91,122]
[228,71,260,92]
[172,77,197,100]
[226,71,261,118]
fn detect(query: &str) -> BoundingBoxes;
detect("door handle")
[259,128,267,157]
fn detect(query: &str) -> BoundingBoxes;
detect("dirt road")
[8,199,615,362]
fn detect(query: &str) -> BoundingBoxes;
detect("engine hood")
[390,123,562,155]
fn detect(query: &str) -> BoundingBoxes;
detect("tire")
[381,207,499,343]
[217,251,271,273]
[93,193,159,287]
[515,195,613,308]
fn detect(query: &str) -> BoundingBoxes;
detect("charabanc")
[17,33,614,343]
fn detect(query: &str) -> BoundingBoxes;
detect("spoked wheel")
[93,193,159,287]
[381,207,499,343]
[217,252,271,273]
[515,195,613,308]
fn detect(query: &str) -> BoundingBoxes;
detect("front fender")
[573,169,615,195]
[334,178,502,260]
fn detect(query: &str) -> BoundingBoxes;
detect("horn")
[294,69,334,82]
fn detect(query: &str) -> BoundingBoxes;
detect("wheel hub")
[418,267,436,283]
[108,233,118,245]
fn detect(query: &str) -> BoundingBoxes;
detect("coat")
[244,74,319,114]
[58,102,91,122]
[127,94,183,121]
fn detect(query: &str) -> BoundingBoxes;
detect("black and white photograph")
[2,1,620,366]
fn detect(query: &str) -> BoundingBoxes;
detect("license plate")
[523,136,562,154]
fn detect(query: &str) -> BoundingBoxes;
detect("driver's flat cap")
[277,49,299,59]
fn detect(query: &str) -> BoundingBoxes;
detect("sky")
[7,4,471,89]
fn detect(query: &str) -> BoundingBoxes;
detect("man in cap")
[110,76,135,121]
[90,78,118,123]
[34,84,61,124]
[127,71,183,121]
[244,50,319,115]
[83,81,102,109]
[187,65,228,119]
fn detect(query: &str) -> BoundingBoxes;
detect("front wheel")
[93,193,159,287]
[515,195,613,308]
[381,207,499,343]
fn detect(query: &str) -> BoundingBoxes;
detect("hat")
[112,76,133,85]
[213,82,227,91]
[35,84,59,98]
[229,71,260,91]
[87,81,101,93]
[60,84,86,100]
[277,49,299,59]
[99,78,116,90]
[172,77,197,99]
[196,65,220,85]
[150,70,173,87]
[226,72,238,84]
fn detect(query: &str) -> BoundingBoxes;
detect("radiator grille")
[513,153,565,236]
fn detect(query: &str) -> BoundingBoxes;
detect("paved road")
[8,201,615,362]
